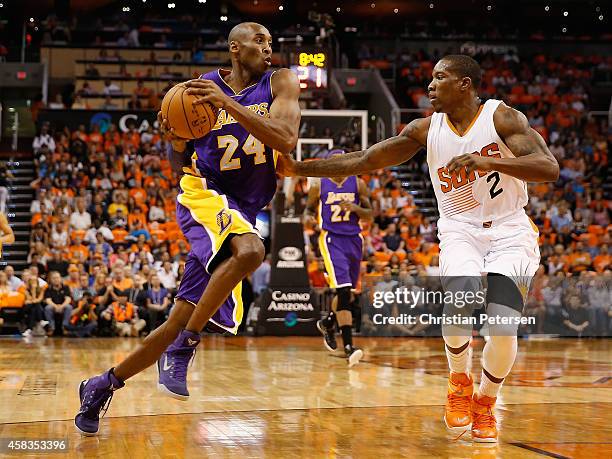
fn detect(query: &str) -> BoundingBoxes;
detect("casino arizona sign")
[267,291,314,312]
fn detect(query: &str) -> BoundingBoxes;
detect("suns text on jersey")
[437,142,502,193]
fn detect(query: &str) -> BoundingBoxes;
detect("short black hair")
[440,54,482,89]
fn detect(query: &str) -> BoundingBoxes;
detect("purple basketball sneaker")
[75,369,124,436]
[157,329,200,400]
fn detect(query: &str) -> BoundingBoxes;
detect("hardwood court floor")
[0,336,610,458]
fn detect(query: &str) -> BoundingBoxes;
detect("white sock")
[479,371,503,398]
[445,342,472,374]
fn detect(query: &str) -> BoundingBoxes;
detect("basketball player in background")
[304,150,372,366]
[279,55,559,443]
[75,22,301,436]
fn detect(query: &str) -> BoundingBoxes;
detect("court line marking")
[2,402,612,426]
[510,442,570,459]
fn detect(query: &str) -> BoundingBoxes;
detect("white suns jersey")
[427,99,528,224]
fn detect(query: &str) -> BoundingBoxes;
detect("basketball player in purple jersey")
[75,22,301,435]
[304,150,372,366]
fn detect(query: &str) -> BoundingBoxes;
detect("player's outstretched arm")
[186,69,301,154]
[447,103,559,182]
[278,117,430,178]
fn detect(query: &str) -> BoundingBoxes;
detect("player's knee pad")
[486,273,524,313]
[336,286,352,311]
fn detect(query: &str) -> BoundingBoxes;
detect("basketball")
[160,83,218,140]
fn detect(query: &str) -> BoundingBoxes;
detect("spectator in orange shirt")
[88,125,103,144]
[130,234,151,253]
[569,242,592,272]
[111,265,134,300]
[68,236,90,264]
[123,125,141,149]
[104,125,121,150]
[593,244,610,273]
[413,244,433,267]
[111,225,129,246]
[128,207,147,231]
[101,295,146,337]
[129,179,147,207]
[405,226,422,252]
[73,170,90,189]
[148,222,167,242]
[31,207,52,229]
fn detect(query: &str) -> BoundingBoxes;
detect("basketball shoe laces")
[80,385,115,420]
[473,404,496,429]
[447,391,471,413]
[168,347,197,381]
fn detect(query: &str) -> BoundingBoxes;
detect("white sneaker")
[39,320,49,327]
[22,329,32,337]
[346,347,364,368]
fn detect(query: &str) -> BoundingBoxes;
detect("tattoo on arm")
[492,104,559,182]
[294,117,429,177]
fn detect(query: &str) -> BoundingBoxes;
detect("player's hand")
[446,154,495,175]
[184,79,232,109]
[157,111,187,153]
[303,214,317,228]
[339,200,358,213]
[276,154,298,177]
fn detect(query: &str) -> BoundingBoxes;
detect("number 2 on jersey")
[487,171,504,198]
[330,205,351,222]
[219,134,266,171]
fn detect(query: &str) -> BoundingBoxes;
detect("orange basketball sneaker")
[471,393,498,443]
[444,372,473,430]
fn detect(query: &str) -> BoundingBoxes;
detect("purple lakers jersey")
[319,176,361,235]
[191,69,277,222]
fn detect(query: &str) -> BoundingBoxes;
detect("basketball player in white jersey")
[278,55,559,443]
